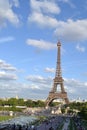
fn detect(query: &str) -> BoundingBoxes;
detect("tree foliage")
[0,98,45,108]
[67,102,87,120]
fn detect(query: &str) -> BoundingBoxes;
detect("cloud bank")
[0,0,20,27]
[28,0,87,42]
[26,39,56,50]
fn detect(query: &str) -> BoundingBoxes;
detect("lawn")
[0,115,14,122]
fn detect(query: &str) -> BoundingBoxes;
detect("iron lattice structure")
[45,41,69,107]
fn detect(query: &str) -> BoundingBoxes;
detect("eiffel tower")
[45,41,69,107]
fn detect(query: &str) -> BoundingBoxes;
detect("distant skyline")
[0,0,87,100]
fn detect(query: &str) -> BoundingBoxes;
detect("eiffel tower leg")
[61,83,65,93]
[65,98,69,104]
[51,83,57,92]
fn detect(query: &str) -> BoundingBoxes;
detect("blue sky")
[0,0,87,101]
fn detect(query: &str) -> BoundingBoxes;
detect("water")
[0,115,37,126]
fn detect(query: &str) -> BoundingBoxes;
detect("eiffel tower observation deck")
[45,41,69,107]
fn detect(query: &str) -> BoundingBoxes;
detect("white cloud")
[0,36,15,43]
[44,67,55,73]
[0,73,87,99]
[76,44,85,52]
[28,0,60,28]
[0,82,23,98]
[0,0,20,27]
[26,39,56,50]
[64,78,87,99]
[28,12,58,28]
[28,84,41,90]
[0,59,17,71]
[0,60,19,96]
[0,81,48,99]
[27,75,52,86]
[29,0,87,42]
[55,19,87,42]
[30,0,60,14]
[0,71,17,80]
[25,76,87,99]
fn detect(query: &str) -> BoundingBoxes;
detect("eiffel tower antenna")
[45,41,69,107]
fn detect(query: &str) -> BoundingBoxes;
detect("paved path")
[62,118,70,130]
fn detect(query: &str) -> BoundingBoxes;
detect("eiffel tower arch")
[45,41,69,107]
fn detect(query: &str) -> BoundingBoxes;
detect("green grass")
[68,118,77,130]
[68,119,73,130]
[0,115,14,122]
[82,120,87,129]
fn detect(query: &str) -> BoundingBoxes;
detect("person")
[19,125,22,130]
[49,126,54,130]
[13,123,15,130]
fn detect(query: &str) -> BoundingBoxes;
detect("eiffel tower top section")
[55,41,62,78]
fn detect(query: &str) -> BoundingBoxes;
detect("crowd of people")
[73,117,85,130]
[0,116,64,130]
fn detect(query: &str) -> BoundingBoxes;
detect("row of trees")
[67,102,87,111]
[0,98,60,107]
[66,102,87,120]
[0,98,45,107]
